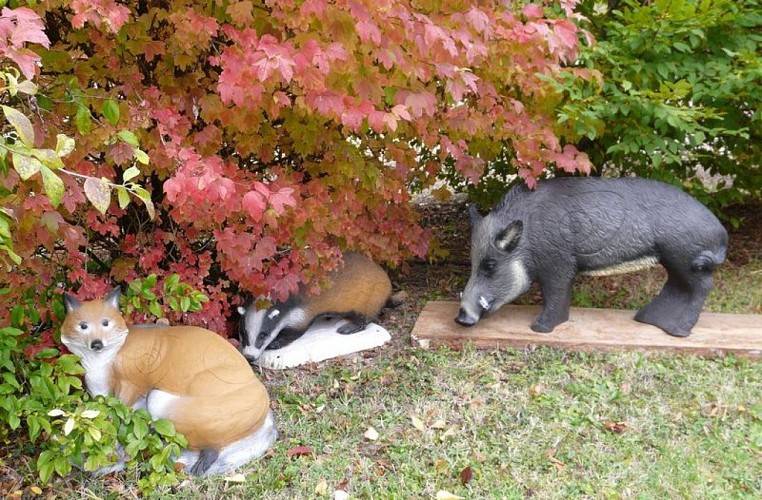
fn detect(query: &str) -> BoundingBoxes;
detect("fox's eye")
[79,322,88,330]
[102,319,110,327]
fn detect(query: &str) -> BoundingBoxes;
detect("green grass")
[32,259,762,498]
[58,351,761,499]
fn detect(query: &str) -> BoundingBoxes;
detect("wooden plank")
[411,301,762,359]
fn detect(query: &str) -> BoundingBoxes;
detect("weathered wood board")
[411,301,762,359]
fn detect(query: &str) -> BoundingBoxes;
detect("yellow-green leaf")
[40,166,65,208]
[84,177,112,215]
[11,152,42,180]
[117,130,139,147]
[16,80,38,96]
[31,148,64,170]
[123,165,140,182]
[102,99,120,126]
[133,148,149,165]
[143,197,155,220]
[116,186,130,209]
[55,134,75,157]
[2,105,35,146]
[75,105,91,135]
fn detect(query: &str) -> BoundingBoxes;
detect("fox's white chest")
[81,355,115,397]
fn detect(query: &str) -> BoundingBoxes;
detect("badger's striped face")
[240,300,304,360]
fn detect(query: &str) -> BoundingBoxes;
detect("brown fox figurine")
[60,287,277,476]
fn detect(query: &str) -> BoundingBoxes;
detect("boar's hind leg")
[532,275,575,333]
[635,265,713,337]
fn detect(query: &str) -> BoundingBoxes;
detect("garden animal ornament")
[455,177,728,337]
[61,287,277,476]
[238,252,392,361]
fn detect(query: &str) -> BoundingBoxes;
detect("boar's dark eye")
[479,258,497,277]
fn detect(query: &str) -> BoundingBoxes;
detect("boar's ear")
[63,292,82,314]
[495,220,523,253]
[104,287,122,309]
[468,204,483,225]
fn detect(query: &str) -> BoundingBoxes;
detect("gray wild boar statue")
[455,177,728,337]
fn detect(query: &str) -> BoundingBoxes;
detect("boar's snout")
[455,308,478,327]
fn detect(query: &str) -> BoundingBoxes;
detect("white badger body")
[239,253,392,360]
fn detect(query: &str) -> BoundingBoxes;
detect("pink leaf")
[523,4,544,19]
[242,190,267,222]
[269,187,296,214]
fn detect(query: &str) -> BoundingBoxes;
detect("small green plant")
[123,273,210,319]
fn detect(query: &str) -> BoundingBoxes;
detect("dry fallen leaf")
[364,426,379,441]
[529,384,545,397]
[431,419,447,429]
[436,490,464,500]
[286,445,314,457]
[315,479,328,495]
[334,490,350,500]
[460,466,473,485]
[603,420,628,434]
[223,473,246,483]
[411,415,425,431]
[547,450,565,471]
[439,426,457,441]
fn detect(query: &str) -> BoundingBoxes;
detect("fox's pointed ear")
[63,292,81,314]
[104,287,122,309]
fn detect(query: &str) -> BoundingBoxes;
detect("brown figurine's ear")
[63,292,81,314]
[104,287,122,309]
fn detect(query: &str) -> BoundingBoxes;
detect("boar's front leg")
[532,271,575,333]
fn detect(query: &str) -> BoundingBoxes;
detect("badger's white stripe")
[580,256,659,277]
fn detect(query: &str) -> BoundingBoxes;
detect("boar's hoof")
[634,311,694,338]
[530,319,555,333]
[454,309,477,327]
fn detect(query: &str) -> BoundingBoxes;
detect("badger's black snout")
[455,309,477,327]
[90,339,104,351]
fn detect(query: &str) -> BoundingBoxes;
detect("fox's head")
[60,287,129,358]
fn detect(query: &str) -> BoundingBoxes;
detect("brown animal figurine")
[60,287,277,476]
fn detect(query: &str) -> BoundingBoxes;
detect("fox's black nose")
[90,339,104,351]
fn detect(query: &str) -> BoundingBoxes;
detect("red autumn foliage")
[0,1,592,339]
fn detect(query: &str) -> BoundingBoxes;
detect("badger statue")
[239,252,392,360]
[455,177,728,337]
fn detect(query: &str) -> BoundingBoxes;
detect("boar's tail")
[690,249,726,272]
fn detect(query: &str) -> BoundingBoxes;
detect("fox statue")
[60,287,277,476]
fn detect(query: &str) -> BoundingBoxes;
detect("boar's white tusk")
[479,296,490,310]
